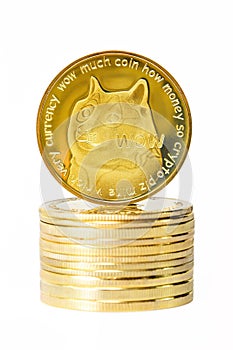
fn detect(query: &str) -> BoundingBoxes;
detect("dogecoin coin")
[40,260,193,278]
[40,268,193,287]
[40,254,194,271]
[40,230,194,246]
[40,247,194,263]
[40,291,193,312]
[40,279,193,301]
[37,52,191,203]
[40,237,194,256]
[40,219,194,240]
[39,198,193,222]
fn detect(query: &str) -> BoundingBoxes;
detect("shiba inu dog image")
[67,76,164,200]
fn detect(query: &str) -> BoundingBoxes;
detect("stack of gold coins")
[37,50,194,312]
[40,197,194,312]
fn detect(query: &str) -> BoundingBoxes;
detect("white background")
[1,0,233,349]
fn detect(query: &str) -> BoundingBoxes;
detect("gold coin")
[40,230,194,246]
[39,213,194,230]
[37,51,191,203]
[40,237,194,256]
[40,219,194,239]
[40,268,193,287]
[40,246,194,263]
[40,291,193,311]
[41,260,193,278]
[39,198,193,222]
[40,254,194,271]
[40,279,193,301]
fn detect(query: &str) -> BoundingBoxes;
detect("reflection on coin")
[37,51,191,203]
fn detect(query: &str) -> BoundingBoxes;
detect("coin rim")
[40,279,193,301]
[40,246,194,263]
[40,237,194,256]
[40,268,193,287]
[40,219,194,239]
[39,197,193,220]
[40,290,193,311]
[40,230,194,245]
[40,254,194,270]
[40,260,194,278]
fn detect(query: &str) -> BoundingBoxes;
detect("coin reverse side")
[37,51,191,203]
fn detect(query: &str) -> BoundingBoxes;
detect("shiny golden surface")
[39,197,194,311]
[39,198,194,247]
[39,197,193,222]
[41,279,193,301]
[37,51,191,203]
[41,291,193,312]
[41,269,193,287]
[41,260,193,278]
[40,219,194,239]
[40,230,194,245]
[40,254,194,271]
[40,237,194,256]
[40,214,194,229]
[40,247,194,263]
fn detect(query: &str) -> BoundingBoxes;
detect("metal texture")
[37,51,191,203]
[41,291,193,312]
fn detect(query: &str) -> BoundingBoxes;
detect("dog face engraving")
[67,76,163,200]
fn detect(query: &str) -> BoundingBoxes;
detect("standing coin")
[37,51,191,203]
